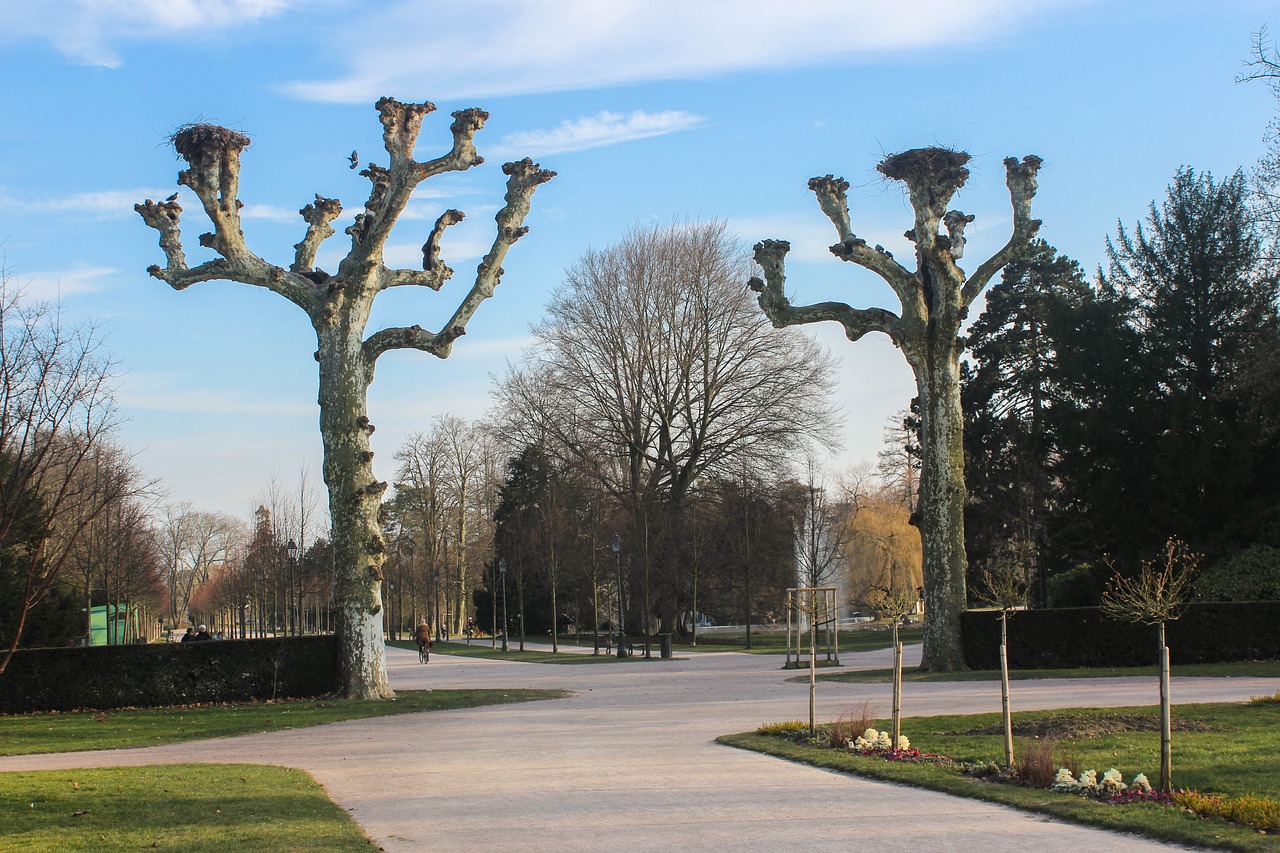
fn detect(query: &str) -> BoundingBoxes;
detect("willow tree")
[750,148,1041,670]
[137,98,554,698]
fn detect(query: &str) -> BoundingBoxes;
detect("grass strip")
[812,659,1280,684]
[408,627,922,657]
[687,627,923,655]
[0,689,570,756]
[398,640,674,663]
[1,763,374,852]
[720,700,1280,851]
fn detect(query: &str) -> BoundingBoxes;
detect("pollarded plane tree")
[750,148,1041,671]
[137,98,554,699]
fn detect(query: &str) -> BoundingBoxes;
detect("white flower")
[1130,773,1153,793]
[862,728,880,741]
[1078,769,1098,790]
[1099,768,1127,793]
[1050,768,1078,791]
[877,730,893,748]
[896,735,911,751]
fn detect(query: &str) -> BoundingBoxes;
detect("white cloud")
[240,202,300,223]
[0,186,175,219]
[1,0,294,67]
[491,110,704,158]
[120,372,313,417]
[17,266,118,299]
[280,0,1091,103]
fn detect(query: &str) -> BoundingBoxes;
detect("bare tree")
[975,551,1031,768]
[136,100,553,698]
[154,504,242,630]
[437,414,485,637]
[1240,27,1280,249]
[866,584,919,745]
[498,220,838,633]
[1101,537,1198,794]
[63,443,161,643]
[792,457,852,590]
[0,274,120,672]
[750,148,1042,670]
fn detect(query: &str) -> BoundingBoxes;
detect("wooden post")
[891,620,903,744]
[1000,612,1014,767]
[1159,622,1172,793]
[809,590,818,735]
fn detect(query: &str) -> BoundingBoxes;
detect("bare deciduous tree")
[63,443,161,643]
[0,275,121,673]
[750,148,1042,670]
[498,220,838,633]
[1101,537,1199,794]
[154,503,242,630]
[975,551,1031,767]
[137,99,553,698]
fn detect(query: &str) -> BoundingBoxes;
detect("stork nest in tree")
[170,123,251,160]
[878,147,971,189]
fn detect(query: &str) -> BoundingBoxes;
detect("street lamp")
[286,539,298,637]
[612,533,625,658]
[499,559,509,652]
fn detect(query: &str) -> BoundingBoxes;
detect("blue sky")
[0,0,1275,518]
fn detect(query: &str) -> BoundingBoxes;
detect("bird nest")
[170,123,251,161]
[878,147,970,189]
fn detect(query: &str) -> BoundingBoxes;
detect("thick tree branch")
[962,155,1043,306]
[748,239,901,342]
[293,195,344,272]
[346,101,489,270]
[136,126,317,308]
[808,175,916,301]
[382,209,464,290]
[943,210,976,260]
[362,158,555,365]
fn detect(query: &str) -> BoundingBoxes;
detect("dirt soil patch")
[956,710,1210,740]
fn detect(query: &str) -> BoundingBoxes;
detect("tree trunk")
[318,340,392,700]
[913,338,968,671]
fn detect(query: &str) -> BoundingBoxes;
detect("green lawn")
[392,639,646,663]
[674,627,922,655]
[722,700,1280,851]
[398,627,920,658]
[0,688,570,756]
[814,659,1280,683]
[2,764,375,852]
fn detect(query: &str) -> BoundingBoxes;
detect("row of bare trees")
[490,221,841,641]
[383,415,503,642]
[0,271,163,673]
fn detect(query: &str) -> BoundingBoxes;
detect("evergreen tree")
[963,239,1140,600]
[1101,168,1280,555]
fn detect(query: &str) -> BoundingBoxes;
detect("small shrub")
[828,701,879,748]
[1175,790,1280,832]
[1248,690,1280,704]
[756,720,808,736]
[1056,741,1082,778]
[1012,737,1057,787]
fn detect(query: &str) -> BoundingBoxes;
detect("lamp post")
[432,571,441,642]
[499,559,509,652]
[286,539,298,637]
[612,533,625,658]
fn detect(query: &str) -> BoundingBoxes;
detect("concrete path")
[6,645,1278,852]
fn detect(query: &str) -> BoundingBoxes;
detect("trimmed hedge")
[0,635,339,714]
[961,602,1280,669]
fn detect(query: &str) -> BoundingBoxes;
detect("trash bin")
[659,633,673,659]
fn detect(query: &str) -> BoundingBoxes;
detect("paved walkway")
[6,644,1278,851]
